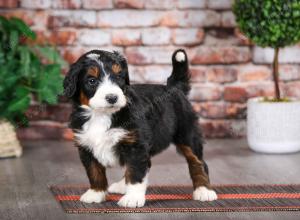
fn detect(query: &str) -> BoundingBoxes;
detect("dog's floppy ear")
[63,61,82,98]
[114,51,130,85]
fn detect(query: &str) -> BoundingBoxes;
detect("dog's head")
[63,50,129,113]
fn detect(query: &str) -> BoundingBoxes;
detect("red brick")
[145,0,176,9]
[285,82,300,98]
[0,10,48,28]
[207,0,233,9]
[17,121,68,140]
[142,27,171,45]
[201,119,246,138]
[62,47,85,64]
[200,120,230,138]
[221,11,236,28]
[246,83,276,98]
[21,0,51,9]
[204,29,240,46]
[238,65,271,82]
[52,30,77,45]
[52,0,81,8]
[112,29,141,46]
[125,47,175,64]
[48,11,97,28]
[35,30,77,45]
[25,104,72,122]
[98,10,161,27]
[0,0,18,8]
[224,86,247,102]
[82,0,113,9]
[190,66,207,82]
[180,10,221,27]
[194,102,246,119]
[177,0,206,9]
[225,103,247,119]
[279,65,300,81]
[207,67,237,83]
[128,65,172,83]
[234,28,252,46]
[191,47,251,64]
[160,10,220,27]
[197,102,226,119]
[189,84,222,101]
[172,28,204,46]
[114,0,144,8]
[158,11,178,27]
[62,46,123,64]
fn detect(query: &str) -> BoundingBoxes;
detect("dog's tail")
[167,49,190,95]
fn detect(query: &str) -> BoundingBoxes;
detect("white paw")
[175,51,186,62]
[193,186,218,202]
[117,193,146,208]
[80,189,106,203]
[108,178,126,194]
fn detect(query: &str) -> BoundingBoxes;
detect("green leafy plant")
[0,16,66,125]
[233,0,300,101]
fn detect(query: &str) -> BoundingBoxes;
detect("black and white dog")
[63,49,217,208]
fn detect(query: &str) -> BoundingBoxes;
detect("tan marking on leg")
[124,168,132,184]
[88,159,108,191]
[177,144,211,189]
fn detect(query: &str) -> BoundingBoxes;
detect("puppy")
[63,49,217,208]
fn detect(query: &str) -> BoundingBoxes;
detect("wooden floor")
[1,139,300,220]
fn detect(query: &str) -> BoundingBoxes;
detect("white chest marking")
[75,111,127,167]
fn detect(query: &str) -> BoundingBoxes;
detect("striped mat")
[50,184,300,213]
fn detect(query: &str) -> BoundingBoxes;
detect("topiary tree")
[233,0,300,101]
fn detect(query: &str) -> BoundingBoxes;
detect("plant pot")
[247,97,300,153]
[0,120,22,158]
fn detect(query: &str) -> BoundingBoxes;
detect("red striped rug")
[50,184,300,213]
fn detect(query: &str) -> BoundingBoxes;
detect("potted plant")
[233,0,300,153]
[0,16,65,157]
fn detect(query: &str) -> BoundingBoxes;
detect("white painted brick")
[79,29,111,46]
[253,46,300,64]
[177,0,206,9]
[142,27,171,45]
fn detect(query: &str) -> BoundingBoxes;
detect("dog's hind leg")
[175,132,217,201]
[177,144,217,201]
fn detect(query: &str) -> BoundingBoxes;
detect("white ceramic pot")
[247,97,300,153]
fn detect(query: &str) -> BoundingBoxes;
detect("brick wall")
[1,0,300,139]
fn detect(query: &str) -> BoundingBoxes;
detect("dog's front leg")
[117,157,150,208]
[78,147,108,203]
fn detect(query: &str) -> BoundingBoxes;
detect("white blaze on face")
[89,75,127,113]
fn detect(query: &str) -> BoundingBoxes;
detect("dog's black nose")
[105,94,118,104]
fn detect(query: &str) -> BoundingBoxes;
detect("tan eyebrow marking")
[87,66,99,77]
[112,64,121,74]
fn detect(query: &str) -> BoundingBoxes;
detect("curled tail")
[167,49,190,95]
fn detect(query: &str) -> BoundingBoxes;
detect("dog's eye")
[88,78,98,86]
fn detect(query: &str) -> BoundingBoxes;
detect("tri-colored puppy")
[63,49,217,208]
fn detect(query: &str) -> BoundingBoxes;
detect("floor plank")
[1,139,300,220]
